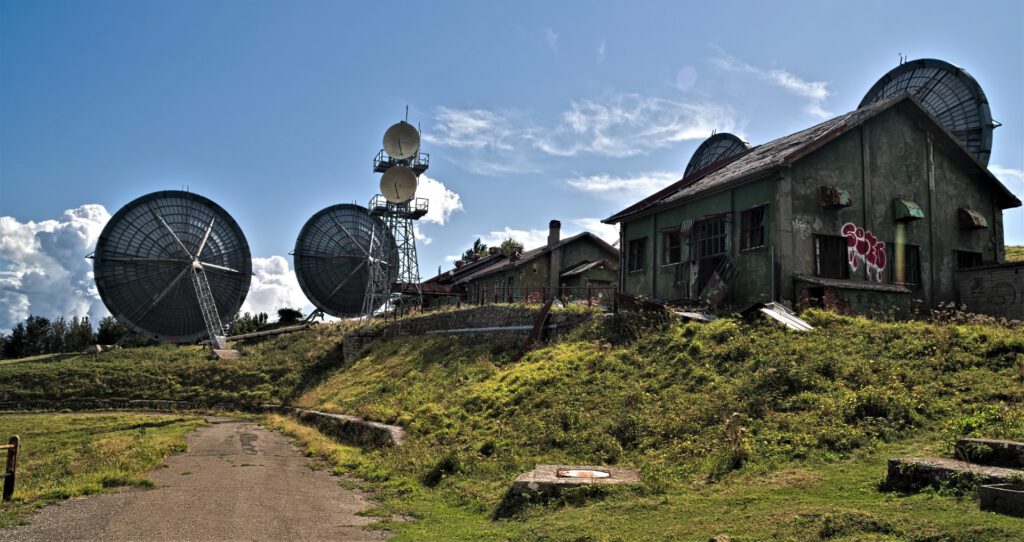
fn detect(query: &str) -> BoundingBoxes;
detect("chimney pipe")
[548,220,561,250]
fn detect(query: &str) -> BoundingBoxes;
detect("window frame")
[814,234,851,279]
[740,204,768,252]
[955,250,983,270]
[691,215,728,260]
[890,243,922,286]
[662,230,682,265]
[627,237,647,273]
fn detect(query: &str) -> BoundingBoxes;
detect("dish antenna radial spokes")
[684,133,751,179]
[860,58,994,165]
[293,204,398,318]
[93,191,252,348]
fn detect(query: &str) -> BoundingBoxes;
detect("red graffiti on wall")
[841,223,886,282]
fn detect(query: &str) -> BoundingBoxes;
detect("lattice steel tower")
[369,118,430,309]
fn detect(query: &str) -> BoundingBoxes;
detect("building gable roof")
[603,93,1021,224]
[430,232,619,285]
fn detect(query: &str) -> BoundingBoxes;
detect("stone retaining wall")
[343,306,597,362]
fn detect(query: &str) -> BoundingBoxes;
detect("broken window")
[814,235,850,279]
[740,205,767,251]
[627,237,646,273]
[955,250,983,269]
[691,215,727,260]
[663,231,682,264]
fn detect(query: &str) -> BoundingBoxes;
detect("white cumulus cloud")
[416,174,463,225]
[0,204,111,331]
[239,256,312,320]
[564,171,679,202]
[572,218,619,245]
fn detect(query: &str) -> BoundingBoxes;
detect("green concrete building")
[603,94,1021,315]
[422,220,619,306]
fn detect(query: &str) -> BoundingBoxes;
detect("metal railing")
[469,285,618,309]
[1,436,19,501]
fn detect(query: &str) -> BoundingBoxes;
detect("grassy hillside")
[283,310,1024,540]
[1006,245,1024,263]
[0,413,203,526]
[1,310,1023,539]
[0,323,355,407]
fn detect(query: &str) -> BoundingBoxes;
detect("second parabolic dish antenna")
[382,121,420,160]
[860,58,993,165]
[293,204,399,317]
[379,165,418,204]
[684,133,750,178]
[93,190,252,343]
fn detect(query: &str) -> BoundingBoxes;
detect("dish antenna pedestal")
[369,119,431,314]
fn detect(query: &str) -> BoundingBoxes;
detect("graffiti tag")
[841,223,886,282]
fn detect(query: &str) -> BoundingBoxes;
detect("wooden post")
[587,283,592,306]
[3,435,19,501]
[613,285,619,313]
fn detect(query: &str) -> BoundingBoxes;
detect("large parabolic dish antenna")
[293,204,399,318]
[684,133,750,178]
[860,58,993,165]
[93,191,252,343]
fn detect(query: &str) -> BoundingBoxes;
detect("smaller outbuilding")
[421,220,619,308]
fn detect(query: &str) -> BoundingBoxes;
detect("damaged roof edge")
[604,93,1020,225]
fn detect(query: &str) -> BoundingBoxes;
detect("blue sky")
[1,0,1022,326]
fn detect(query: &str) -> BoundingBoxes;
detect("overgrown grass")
[0,413,204,526]
[2,309,1023,539]
[1006,245,1024,263]
[285,310,1024,540]
[0,322,357,407]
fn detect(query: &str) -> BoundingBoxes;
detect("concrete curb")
[0,399,405,448]
[260,405,405,448]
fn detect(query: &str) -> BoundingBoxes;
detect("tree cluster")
[227,312,269,335]
[1,315,95,358]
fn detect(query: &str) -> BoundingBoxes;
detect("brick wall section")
[342,306,598,363]
[958,263,1024,320]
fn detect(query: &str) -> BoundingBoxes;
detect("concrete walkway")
[1,417,389,541]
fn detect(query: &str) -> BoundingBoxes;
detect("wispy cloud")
[544,28,559,53]
[479,226,550,250]
[424,108,540,175]
[712,50,831,119]
[428,93,740,168]
[533,94,740,157]
[597,39,607,64]
[424,107,516,151]
[990,165,1024,190]
[564,171,679,201]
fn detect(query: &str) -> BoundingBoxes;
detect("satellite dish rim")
[292,203,398,318]
[859,58,992,165]
[380,165,418,204]
[93,190,252,343]
[382,121,421,160]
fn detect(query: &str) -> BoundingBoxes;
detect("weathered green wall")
[787,105,1002,311]
[621,178,776,305]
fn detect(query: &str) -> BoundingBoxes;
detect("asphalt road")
[1,417,389,541]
